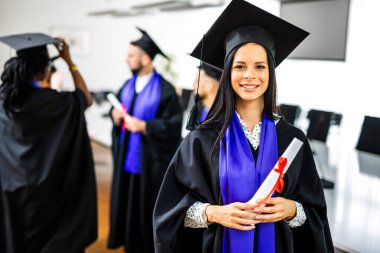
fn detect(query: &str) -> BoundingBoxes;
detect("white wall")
[0,0,379,147]
[276,0,380,149]
[0,0,279,90]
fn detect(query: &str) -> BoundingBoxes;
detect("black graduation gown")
[0,88,98,253]
[108,76,183,253]
[153,118,334,253]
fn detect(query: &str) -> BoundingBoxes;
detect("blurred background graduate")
[192,62,222,123]
[0,33,97,253]
[153,1,333,253]
[108,27,183,253]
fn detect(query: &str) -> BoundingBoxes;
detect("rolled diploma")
[247,137,303,204]
[106,93,132,123]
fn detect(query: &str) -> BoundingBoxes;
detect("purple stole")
[199,106,209,123]
[33,80,41,88]
[119,70,161,174]
[219,112,278,253]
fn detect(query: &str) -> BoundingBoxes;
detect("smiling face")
[231,42,269,108]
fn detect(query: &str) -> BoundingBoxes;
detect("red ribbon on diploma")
[121,105,129,131]
[256,157,288,206]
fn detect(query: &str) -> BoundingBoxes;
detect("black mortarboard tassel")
[186,36,205,131]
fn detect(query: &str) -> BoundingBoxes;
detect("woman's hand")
[54,37,73,66]
[253,197,297,223]
[205,202,260,231]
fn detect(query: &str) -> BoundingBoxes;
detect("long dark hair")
[0,47,50,117]
[202,43,278,156]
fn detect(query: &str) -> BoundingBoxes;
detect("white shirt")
[135,72,153,94]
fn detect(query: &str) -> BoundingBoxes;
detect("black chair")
[306,109,343,188]
[331,113,342,127]
[356,116,380,155]
[306,109,333,142]
[279,104,301,125]
[90,90,114,105]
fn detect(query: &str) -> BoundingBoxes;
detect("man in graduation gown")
[0,34,97,253]
[107,27,183,253]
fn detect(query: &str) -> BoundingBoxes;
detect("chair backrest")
[356,116,380,155]
[331,113,342,126]
[306,109,334,142]
[279,104,301,125]
[91,91,114,105]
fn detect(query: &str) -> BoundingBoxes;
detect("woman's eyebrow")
[233,60,268,64]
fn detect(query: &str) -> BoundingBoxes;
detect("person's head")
[16,46,51,81]
[188,0,309,153]
[231,42,273,114]
[193,63,222,104]
[127,27,168,75]
[0,33,61,116]
[126,43,153,75]
[0,46,51,115]
[193,69,216,98]
[205,38,277,136]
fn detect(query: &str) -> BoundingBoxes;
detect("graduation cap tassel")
[186,36,205,131]
[185,93,200,130]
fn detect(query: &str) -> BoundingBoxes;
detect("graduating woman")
[153,1,334,253]
[0,34,97,253]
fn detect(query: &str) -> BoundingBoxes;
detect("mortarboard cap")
[0,33,62,56]
[131,27,168,60]
[190,0,309,69]
[199,62,223,81]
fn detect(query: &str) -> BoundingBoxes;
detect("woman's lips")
[239,84,259,90]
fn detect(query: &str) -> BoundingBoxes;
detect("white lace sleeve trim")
[184,202,211,228]
[286,201,307,228]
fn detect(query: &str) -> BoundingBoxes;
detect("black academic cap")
[131,27,168,60]
[199,62,223,81]
[0,33,62,56]
[190,0,309,69]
